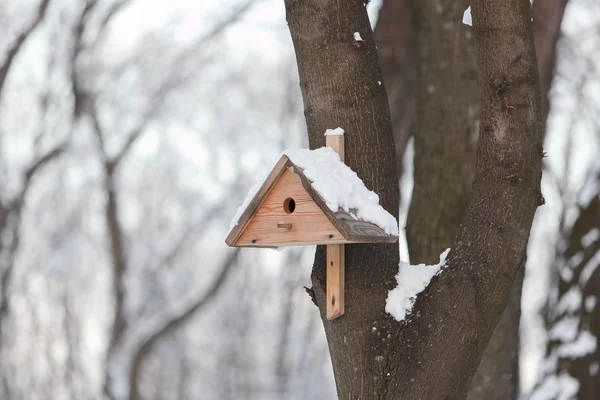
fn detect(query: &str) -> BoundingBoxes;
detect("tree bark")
[285,1,399,398]
[286,0,542,398]
[375,1,567,398]
[468,2,567,398]
[467,266,523,400]
[532,0,569,127]
[374,0,417,178]
[405,0,478,265]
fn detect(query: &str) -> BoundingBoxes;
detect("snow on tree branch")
[386,249,450,322]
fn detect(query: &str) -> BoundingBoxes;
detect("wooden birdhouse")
[226,130,398,319]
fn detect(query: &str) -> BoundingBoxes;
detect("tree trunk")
[374,0,417,178]
[375,0,567,398]
[285,0,542,398]
[532,0,569,126]
[532,172,600,399]
[468,1,567,398]
[285,1,399,397]
[405,0,478,265]
[467,266,523,400]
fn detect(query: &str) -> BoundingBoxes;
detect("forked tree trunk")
[374,0,567,398]
[285,0,542,398]
[404,0,478,266]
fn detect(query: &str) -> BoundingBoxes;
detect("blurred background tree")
[0,0,598,399]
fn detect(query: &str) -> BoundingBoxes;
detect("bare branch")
[89,100,128,400]
[90,102,109,161]
[532,0,569,122]
[108,0,259,167]
[24,143,66,181]
[128,249,240,400]
[0,0,51,94]
[197,0,257,44]
[86,3,257,397]
[71,0,100,118]
[110,101,160,167]
[98,0,134,34]
[1,140,67,330]
[150,202,227,271]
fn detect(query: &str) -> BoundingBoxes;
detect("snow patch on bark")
[581,228,600,247]
[548,317,579,342]
[555,287,582,315]
[555,331,597,358]
[385,249,450,322]
[529,372,580,400]
[585,296,597,312]
[462,7,472,26]
[580,250,600,285]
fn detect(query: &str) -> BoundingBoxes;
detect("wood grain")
[225,156,290,246]
[326,134,345,161]
[236,168,344,246]
[326,243,344,319]
[326,134,346,320]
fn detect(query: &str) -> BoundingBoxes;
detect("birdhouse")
[226,130,398,319]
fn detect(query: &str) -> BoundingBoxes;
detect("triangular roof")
[226,148,399,248]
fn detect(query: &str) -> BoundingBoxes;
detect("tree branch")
[0,141,67,329]
[89,100,128,400]
[375,0,417,180]
[128,249,240,400]
[149,203,227,271]
[70,0,99,118]
[97,0,134,36]
[81,4,259,398]
[532,0,569,123]
[468,1,567,397]
[0,0,52,94]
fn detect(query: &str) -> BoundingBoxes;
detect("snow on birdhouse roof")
[228,146,398,242]
[282,147,398,236]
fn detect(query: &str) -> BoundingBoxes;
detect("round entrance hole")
[283,198,296,214]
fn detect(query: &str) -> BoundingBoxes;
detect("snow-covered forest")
[0,0,598,399]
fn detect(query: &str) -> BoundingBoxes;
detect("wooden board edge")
[225,156,292,247]
[233,238,352,247]
[344,234,399,243]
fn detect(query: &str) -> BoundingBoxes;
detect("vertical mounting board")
[325,133,345,320]
[326,242,345,319]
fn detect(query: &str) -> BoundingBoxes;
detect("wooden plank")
[326,134,345,320]
[225,156,291,246]
[325,134,345,161]
[335,210,398,243]
[326,243,345,319]
[239,238,355,247]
